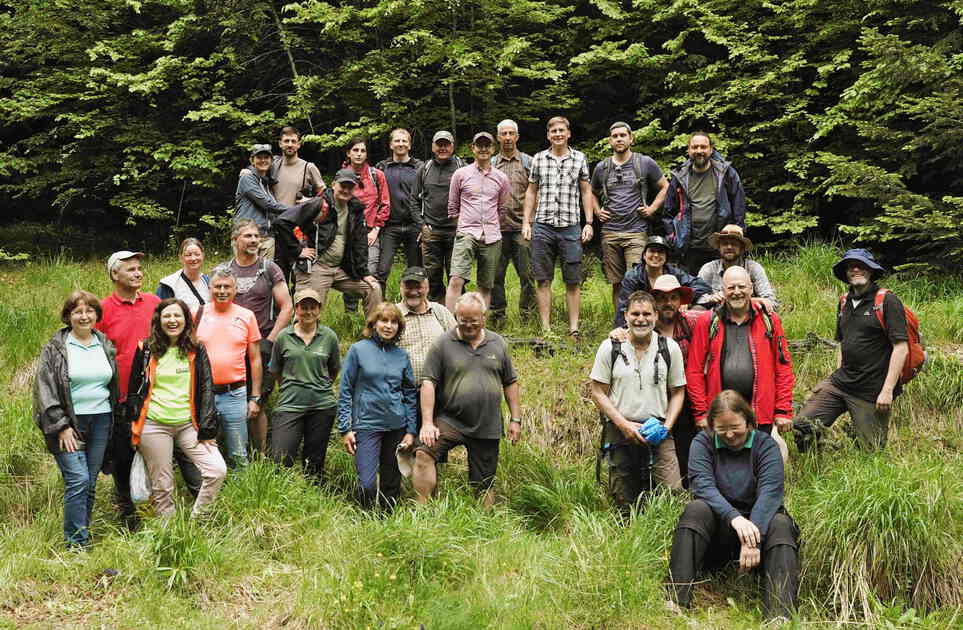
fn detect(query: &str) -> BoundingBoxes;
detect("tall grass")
[1,246,961,628]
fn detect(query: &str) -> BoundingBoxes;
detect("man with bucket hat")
[614,235,712,328]
[793,249,910,451]
[697,224,778,312]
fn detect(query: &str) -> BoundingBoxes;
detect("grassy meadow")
[0,242,961,629]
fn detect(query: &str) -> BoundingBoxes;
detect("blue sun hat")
[832,248,885,283]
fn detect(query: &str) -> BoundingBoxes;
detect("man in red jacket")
[686,267,794,435]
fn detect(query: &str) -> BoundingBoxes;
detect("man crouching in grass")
[412,292,522,507]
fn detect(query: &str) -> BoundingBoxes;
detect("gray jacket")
[33,328,119,454]
[235,166,288,232]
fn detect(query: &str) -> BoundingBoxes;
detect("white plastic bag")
[130,450,152,504]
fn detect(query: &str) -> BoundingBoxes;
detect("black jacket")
[275,188,369,280]
[126,343,218,442]
[33,328,120,454]
[614,262,713,328]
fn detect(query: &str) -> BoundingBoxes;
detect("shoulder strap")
[708,310,721,341]
[873,288,889,330]
[180,271,205,305]
[609,340,623,381]
[632,153,648,205]
[653,335,671,385]
[370,166,383,198]
[600,157,613,203]
[521,152,532,173]
[194,303,205,326]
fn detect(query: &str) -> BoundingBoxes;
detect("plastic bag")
[130,451,152,504]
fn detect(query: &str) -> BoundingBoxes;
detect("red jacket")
[348,163,390,228]
[685,304,794,425]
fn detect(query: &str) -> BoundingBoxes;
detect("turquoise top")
[66,332,112,414]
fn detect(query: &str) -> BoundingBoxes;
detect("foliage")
[1,1,962,266]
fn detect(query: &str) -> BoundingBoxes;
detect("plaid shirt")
[529,148,590,227]
[396,301,456,383]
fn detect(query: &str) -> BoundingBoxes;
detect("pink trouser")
[140,420,227,517]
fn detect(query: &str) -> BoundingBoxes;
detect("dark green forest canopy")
[1,0,961,268]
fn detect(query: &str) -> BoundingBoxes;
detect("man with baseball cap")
[444,132,510,312]
[235,143,288,262]
[395,266,456,389]
[287,168,382,315]
[614,235,712,328]
[697,225,778,311]
[97,251,199,527]
[269,288,341,483]
[793,249,909,451]
[409,131,465,302]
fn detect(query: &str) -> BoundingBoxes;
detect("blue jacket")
[234,166,289,231]
[337,336,417,435]
[663,150,746,253]
[614,262,713,328]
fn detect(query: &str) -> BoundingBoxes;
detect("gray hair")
[455,291,487,315]
[231,218,259,240]
[209,266,236,283]
[609,121,632,134]
[496,119,518,133]
[722,265,752,288]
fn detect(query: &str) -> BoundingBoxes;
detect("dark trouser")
[421,226,456,303]
[672,400,697,490]
[491,230,535,319]
[378,224,422,283]
[669,500,800,620]
[354,428,406,510]
[794,378,890,451]
[682,247,717,275]
[271,407,336,483]
[111,423,201,521]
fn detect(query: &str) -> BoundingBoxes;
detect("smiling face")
[375,315,400,341]
[402,278,428,310]
[547,122,570,149]
[625,299,657,342]
[455,302,485,342]
[159,303,187,342]
[712,409,751,449]
[211,275,237,304]
[718,236,745,263]
[69,301,98,336]
[112,258,144,292]
[846,261,872,291]
[471,138,493,162]
[333,180,356,202]
[643,246,668,272]
[389,130,410,159]
[653,291,682,325]
[722,268,752,314]
[432,139,453,161]
[235,226,260,258]
[180,244,204,273]
[295,298,320,326]
[250,151,272,175]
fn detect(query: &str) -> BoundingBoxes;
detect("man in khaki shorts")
[444,132,511,312]
[591,122,669,311]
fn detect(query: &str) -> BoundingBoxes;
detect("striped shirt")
[529,148,590,227]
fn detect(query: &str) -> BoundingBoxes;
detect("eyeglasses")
[713,422,747,436]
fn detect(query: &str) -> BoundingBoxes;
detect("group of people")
[33,117,915,623]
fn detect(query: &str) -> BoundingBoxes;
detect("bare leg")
[412,451,437,504]
[445,276,466,313]
[565,283,581,333]
[536,281,552,332]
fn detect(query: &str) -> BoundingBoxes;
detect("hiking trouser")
[354,428,406,510]
[668,499,800,619]
[271,407,336,484]
[491,231,535,318]
[671,400,697,489]
[602,421,681,515]
[421,226,456,303]
[795,378,890,451]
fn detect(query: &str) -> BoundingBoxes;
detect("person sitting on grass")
[667,390,799,622]
[126,299,227,519]
[338,302,417,511]
[34,290,119,548]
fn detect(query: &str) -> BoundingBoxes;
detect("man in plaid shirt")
[522,116,597,338]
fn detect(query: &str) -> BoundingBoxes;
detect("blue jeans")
[53,412,111,548]
[216,387,249,468]
[354,428,406,510]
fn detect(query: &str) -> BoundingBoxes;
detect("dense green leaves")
[1,0,961,267]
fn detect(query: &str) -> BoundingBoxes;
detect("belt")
[212,380,246,394]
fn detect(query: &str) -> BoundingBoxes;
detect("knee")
[206,460,228,484]
[680,499,713,525]
[766,513,798,545]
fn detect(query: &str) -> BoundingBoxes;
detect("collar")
[495,152,520,163]
[397,300,432,316]
[66,331,102,348]
[231,256,261,270]
[719,303,756,325]
[847,282,878,301]
[112,291,143,305]
[715,256,748,275]
[715,429,755,450]
[472,161,493,174]
[452,327,487,347]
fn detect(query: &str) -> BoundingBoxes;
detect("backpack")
[595,335,671,486]
[838,288,926,384]
[598,153,649,208]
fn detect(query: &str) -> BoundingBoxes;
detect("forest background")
[1,0,962,267]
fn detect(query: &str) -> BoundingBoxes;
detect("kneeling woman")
[668,390,800,620]
[338,302,417,510]
[127,299,226,518]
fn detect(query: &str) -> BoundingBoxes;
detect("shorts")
[450,234,502,289]
[601,231,646,284]
[245,338,276,398]
[531,223,582,284]
[415,417,500,491]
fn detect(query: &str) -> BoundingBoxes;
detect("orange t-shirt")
[196,303,261,385]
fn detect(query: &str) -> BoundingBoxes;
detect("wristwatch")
[248,395,262,406]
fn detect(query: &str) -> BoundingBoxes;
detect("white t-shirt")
[590,331,686,421]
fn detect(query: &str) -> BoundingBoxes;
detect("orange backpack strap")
[872,288,890,330]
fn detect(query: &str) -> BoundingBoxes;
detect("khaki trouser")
[140,420,227,517]
[294,262,382,316]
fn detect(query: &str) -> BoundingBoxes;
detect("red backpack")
[838,288,926,384]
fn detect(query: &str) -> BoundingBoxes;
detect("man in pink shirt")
[97,251,198,528]
[196,267,263,468]
[445,132,511,312]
